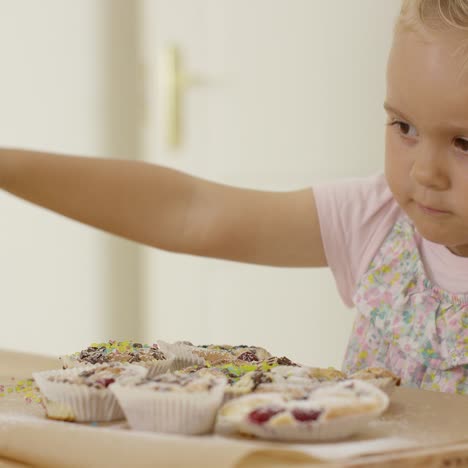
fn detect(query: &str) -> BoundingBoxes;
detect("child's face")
[385,26,468,256]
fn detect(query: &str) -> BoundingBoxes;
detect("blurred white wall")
[0,1,143,355]
[0,0,400,365]
[140,0,401,368]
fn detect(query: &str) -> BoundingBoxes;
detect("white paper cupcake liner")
[59,351,175,377]
[33,365,147,422]
[157,340,205,371]
[58,355,81,369]
[240,409,383,441]
[135,352,176,378]
[110,379,226,435]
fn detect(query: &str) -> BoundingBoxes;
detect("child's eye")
[454,137,468,153]
[388,120,418,138]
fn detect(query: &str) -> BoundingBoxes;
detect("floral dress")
[342,216,468,394]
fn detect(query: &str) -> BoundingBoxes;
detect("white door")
[140,0,401,367]
[0,1,134,355]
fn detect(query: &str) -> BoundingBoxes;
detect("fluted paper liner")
[111,378,226,435]
[33,366,147,422]
[59,351,175,378]
[157,340,205,371]
[217,380,389,441]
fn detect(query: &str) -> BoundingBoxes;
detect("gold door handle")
[160,45,203,150]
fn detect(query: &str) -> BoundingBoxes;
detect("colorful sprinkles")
[181,358,297,385]
[69,340,166,365]
[0,377,43,406]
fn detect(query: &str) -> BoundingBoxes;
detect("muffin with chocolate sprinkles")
[158,340,273,370]
[59,340,174,377]
[177,356,297,385]
[175,361,259,387]
[225,365,347,400]
[189,343,272,364]
[33,363,147,422]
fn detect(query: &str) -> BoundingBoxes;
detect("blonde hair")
[397,1,468,78]
[399,0,468,31]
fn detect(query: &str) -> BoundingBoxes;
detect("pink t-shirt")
[312,173,468,307]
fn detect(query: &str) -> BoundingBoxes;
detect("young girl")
[1,0,467,395]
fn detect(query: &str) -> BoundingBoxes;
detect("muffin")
[159,341,272,370]
[110,372,227,435]
[216,379,389,441]
[176,361,256,382]
[33,363,146,422]
[226,365,347,400]
[156,341,206,370]
[59,340,174,377]
[348,367,401,395]
[258,356,299,369]
[209,344,272,363]
[177,357,304,402]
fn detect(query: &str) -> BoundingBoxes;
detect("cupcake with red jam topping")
[33,363,146,422]
[59,340,174,377]
[111,372,227,435]
[216,379,389,441]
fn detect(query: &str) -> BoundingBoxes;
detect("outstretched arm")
[0,148,327,267]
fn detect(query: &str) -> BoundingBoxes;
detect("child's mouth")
[416,202,450,216]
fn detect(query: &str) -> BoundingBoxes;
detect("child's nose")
[409,146,450,191]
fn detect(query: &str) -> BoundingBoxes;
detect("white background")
[0,1,400,367]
